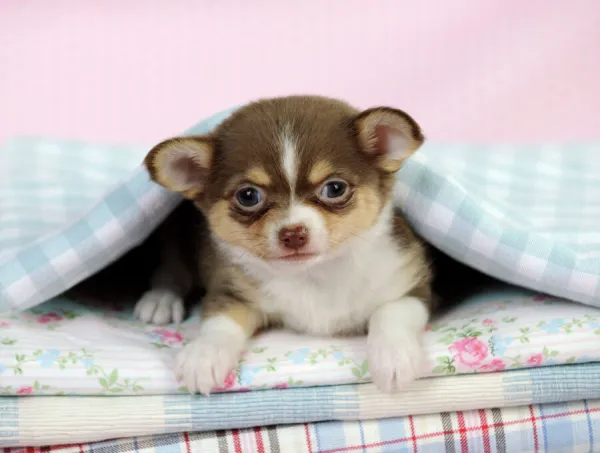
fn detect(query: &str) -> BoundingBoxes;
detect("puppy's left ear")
[354,107,424,173]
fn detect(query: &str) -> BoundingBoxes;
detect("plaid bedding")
[3,362,600,447]
[1,109,600,311]
[8,400,599,453]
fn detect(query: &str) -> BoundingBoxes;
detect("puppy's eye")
[234,185,265,211]
[319,180,349,201]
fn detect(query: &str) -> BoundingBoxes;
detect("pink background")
[1,1,599,145]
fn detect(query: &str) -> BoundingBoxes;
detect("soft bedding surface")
[15,400,600,453]
[1,287,599,396]
[1,110,600,312]
[4,395,600,449]
[1,132,600,451]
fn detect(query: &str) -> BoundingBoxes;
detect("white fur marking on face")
[280,127,298,189]
[268,203,328,256]
[174,315,246,395]
[286,204,325,234]
[367,297,429,392]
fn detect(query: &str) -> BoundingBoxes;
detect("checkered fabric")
[396,143,600,306]
[1,107,599,311]
[8,400,599,453]
[0,109,234,312]
[0,138,147,261]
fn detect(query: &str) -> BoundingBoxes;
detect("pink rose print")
[16,386,34,395]
[527,353,543,367]
[154,329,184,345]
[38,313,63,324]
[482,319,495,327]
[0,321,9,328]
[273,383,289,390]
[213,370,237,392]
[236,387,251,393]
[479,359,506,372]
[449,337,489,367]
[424,325,432,332]
[222,370,236,388]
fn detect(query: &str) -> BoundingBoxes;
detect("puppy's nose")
[278,224,310,250]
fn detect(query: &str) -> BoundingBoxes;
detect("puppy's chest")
[257,247,409,336]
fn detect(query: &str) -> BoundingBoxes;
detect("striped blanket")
[3,361,600,446]
[8,400,600,453]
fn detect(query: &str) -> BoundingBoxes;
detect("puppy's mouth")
[271,252,319,263]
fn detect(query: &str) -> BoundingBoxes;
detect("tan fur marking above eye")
[308,160,335,185]
[246,167,272,186]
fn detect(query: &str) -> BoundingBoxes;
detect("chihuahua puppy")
[135,95,433,394]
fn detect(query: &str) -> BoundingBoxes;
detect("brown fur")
[391,213,434,312]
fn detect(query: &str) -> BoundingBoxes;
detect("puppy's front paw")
[134,289,185,325]
[367,330,424,393]
[175,337,241,395]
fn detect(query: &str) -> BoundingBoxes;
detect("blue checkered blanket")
[1,108,599,311]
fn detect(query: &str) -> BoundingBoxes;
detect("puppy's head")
[145,96,424,274]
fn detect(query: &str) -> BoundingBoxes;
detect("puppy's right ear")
[144,136,213,199]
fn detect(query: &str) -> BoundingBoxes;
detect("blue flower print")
[540,318,565,334]
[146,331,162,342]
[81,358,94,368]
[239,365,261,385]
[490,335,513,356]
[36,349,60,367]
[0,363,7,375]
[332,352,344,360]
[287,348,311,364]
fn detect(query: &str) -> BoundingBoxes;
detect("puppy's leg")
[367,296,430,393]
[134,233,192,325]
[134,262,190,325]
[175,295,264,395]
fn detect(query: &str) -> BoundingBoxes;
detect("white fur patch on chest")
[257,233,418,336]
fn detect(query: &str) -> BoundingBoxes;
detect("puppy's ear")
[144,136,213,199]
[354,107,424,173]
